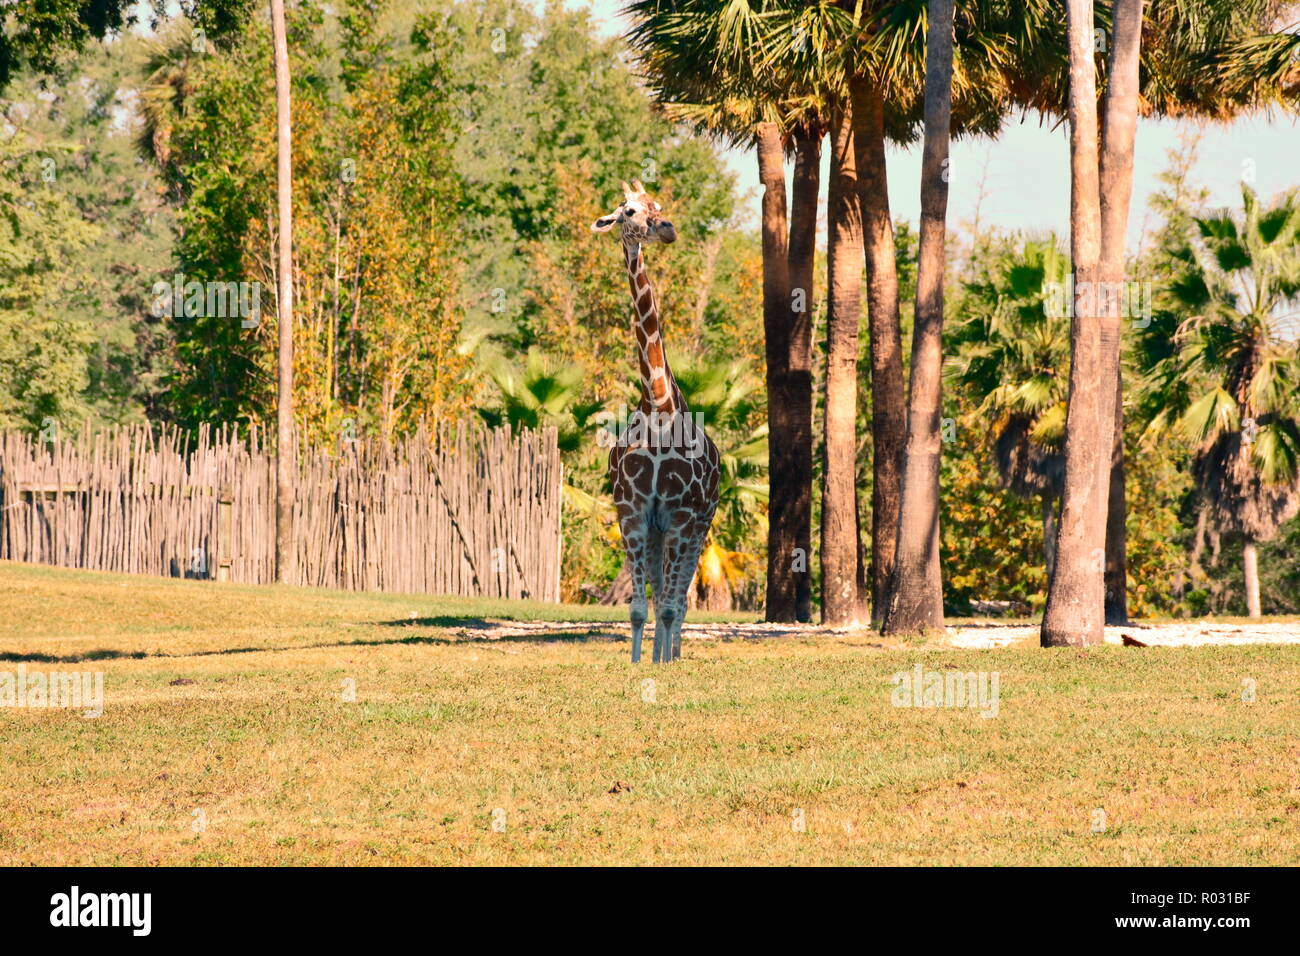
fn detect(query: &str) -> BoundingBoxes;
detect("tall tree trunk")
[786,128,821,623]
[1044,0,1142,643]
[271,0,295,585]
[1104,378,1128,623]
[852,73,906,626]
[1098,1,1145,628]
[1178,503,1209,597]
[820,106,865,625]
[758,122,797,622]
[1242,538,1261,617]
[881,0,954,636]
[1041,0,1109,646]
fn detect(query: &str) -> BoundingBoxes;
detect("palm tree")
[633,0,898,626]
[1038,0,1139,647]
[760,1,863,624]
[850,65,906,624]
[476,347,604,453]
[135,23,204,199]
[1140,186,1300,617]
[820,93,868,624]
[1107,0,1300,624]
[953,236,1072,577]
[1028,0,1298,640]
[764,0,1015,626]
[880,0,955,635]
[1093,0,1145,628]
[629,1,1294,631]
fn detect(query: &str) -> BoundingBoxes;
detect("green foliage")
[0,0,132,89]
[0,1,259,91]
[3,44,178,427]
[152,3,467,438]
[1223,518,1300,615]
[477,347,603,453]
[941,224,1193,618]
[1139,184,1300,541]
[421,0,738,340]
[939,404,1050,614]
[153,18,274,428]
[0,123,99,427]
[952,234,1071,463]
[675,358,770,541]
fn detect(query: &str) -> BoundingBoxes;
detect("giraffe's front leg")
[629,557,650,664]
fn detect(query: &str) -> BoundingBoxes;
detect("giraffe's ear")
[592,214,619,233]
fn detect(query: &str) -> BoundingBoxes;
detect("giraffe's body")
[594,182,720,663]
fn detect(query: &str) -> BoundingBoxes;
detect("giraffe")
[592,180,720,663]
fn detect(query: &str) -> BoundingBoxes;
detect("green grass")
[1,560,1297,865]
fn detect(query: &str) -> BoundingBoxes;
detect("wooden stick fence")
[0,422,562,601]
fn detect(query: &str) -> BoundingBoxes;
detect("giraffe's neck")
[624,239,683,417]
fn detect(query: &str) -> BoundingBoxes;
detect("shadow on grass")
[0,622,625,664]
[0,648,150,664]
[376,615,622,630]
[1,616,845,665]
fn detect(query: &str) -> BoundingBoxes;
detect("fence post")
[217,487,233,582]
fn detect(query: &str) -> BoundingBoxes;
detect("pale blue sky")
[571,0,1300,252]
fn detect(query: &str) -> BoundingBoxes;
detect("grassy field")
[1,560,1297,865]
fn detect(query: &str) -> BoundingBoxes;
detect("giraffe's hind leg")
[655,516,711,662]
[638,525,663,663]
[618,509,652,663]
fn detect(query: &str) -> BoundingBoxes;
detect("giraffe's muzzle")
[651,220,677,244]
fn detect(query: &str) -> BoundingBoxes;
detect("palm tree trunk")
[1041,0,1109,646]
[1243,538,1261,617]
[1099,0,1144,628]
[821,105,865,626]
[1180,503,1209,597]
[786,128,821,623]
[271,0,295,585]
[851,72,906,626]
[757,121,797,622]
[1104,377,1129,623]
[881,0,954,636]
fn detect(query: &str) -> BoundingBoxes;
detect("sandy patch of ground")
[448,617,1300,649]
[946,619,1300,648]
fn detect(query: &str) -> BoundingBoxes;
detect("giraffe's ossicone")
[593,180,721,663]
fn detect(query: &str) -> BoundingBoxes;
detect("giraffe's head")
[591,180,677,244]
